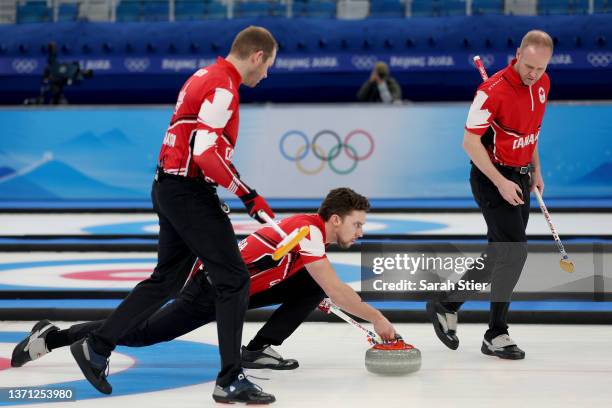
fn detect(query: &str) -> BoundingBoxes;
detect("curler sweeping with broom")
[427,30,554,360]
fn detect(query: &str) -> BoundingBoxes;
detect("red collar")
[216,57,242,87]
[503,58,526,87]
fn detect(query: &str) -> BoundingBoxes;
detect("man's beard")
[337,240,352,249]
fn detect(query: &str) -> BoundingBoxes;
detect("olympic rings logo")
[124,58,151,72]
[279,129,375,175]
[351,55,378,70]
[587,53,612,67]
[12,59,38,74]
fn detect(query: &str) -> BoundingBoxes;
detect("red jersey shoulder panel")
[241,214,328,295]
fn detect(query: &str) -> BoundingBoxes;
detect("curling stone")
[365,339,421,375]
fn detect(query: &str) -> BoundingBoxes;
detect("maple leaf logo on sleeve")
[298,226,325,257]
[198,88,234,129]
[466,90,492,130]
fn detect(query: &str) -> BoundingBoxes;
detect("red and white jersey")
[465,59,550,167]
[157,57,250,197]
[187,214,328,296]
[242,214,328,295]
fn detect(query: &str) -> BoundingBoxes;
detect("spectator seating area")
[3,14,609,55]
[0,13,610,103]
[7,0,612,24]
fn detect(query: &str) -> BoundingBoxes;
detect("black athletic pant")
[442,165,529,340]
[87,175,249,387]
[52,269,325,360]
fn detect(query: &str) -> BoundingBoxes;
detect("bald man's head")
[514,30,553,86]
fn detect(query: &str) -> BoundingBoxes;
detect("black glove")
[240,190,274,224]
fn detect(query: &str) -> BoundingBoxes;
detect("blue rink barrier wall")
[1,102,611,206]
